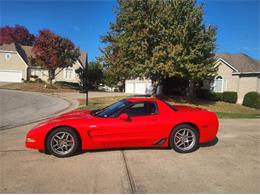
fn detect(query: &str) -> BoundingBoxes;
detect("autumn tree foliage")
[32,29,80,85]
[101,0,217,96]
[0,25,35,45]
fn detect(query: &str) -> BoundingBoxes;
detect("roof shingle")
[216,53,260,73]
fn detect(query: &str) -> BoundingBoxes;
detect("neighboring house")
[210,53,260,103]
[125,53,260,103]
[0,43,87,83]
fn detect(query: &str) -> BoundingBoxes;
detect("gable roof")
[215,53,260,74]
[0,43,87,67]
[0,43,30,64]
[79,51,87,67]
[0,43,17,52]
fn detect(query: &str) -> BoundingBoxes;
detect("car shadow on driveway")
[40,137,219,157]
[200,137,219,147]
[72,137,219,156]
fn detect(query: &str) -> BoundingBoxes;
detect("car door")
[99,102,167,148]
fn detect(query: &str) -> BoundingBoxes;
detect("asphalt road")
[0,119,259,193]
[0,89,69,130]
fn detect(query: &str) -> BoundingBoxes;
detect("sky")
[0,0,259,61]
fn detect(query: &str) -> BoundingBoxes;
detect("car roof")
[127,97,158,102]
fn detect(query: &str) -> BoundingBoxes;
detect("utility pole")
[86,88,88,106]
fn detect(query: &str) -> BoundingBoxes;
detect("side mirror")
[119,113,129,120]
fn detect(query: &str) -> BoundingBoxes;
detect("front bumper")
[25,129,45,150]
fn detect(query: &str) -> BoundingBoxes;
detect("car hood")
[50,110,93,121]
[174,105,207,112]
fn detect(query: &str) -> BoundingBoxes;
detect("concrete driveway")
[0,89,69,129]
[0,119,259,193]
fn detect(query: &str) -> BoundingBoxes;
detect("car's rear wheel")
[169,124,199,153]
[46,127,79,158]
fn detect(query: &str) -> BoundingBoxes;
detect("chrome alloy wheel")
[174,128,196,151]
[50,131,75,155]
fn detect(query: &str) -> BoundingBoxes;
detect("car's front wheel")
[46,127,79,158]
[169,124,199,153]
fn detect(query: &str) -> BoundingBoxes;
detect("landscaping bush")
[212,92,223,101]
[196,89,211,100]
[54,81,80,89]
[222,91,238,103]
[196,89,223,101]
[243,92,260,109]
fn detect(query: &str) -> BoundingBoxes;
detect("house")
[125,53,260,103]
[0,43,87,83]
[211,53,260,103]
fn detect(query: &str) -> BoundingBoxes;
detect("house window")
[31,69,42,78]
[5,53,12,60]
[64,67,74,80]
[212,76,225,92]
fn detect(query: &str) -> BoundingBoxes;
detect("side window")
[123,102,158,117]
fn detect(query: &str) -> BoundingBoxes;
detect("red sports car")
[26,97,219,157]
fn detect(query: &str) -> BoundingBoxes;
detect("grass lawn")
[2,83,258,119]
[78,96,128,110]
[0,82,79,93]
[78,96,260,119]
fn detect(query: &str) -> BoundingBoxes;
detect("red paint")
[25,98,219,151]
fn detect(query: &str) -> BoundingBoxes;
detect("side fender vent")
[153,137,166,145]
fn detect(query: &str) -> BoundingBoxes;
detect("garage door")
[125,83,134,93]
[135,83,146,94]
[0,70,23,83]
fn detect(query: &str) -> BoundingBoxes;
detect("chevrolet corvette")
[26,97,219,157]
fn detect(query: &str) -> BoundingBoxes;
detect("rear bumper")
[199,113,219,143]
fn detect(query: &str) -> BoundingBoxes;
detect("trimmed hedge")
[196,89,223,101]
[211,92,223,101]
[243,92,260,109]
[222,91,238,103]
[54,81,80,89]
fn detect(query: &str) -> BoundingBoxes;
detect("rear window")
[163,101,178,111]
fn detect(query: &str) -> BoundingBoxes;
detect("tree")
[101,0,217,96]
[0,25,35,45]
[32,29,80,86]
[103,68,121,89]
[76,61,103,89]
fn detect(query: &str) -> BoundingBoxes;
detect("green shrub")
[196,89,223,101]
[211,92,223,101]
[54,81,80,89]
[243,92,260,109]
[196,89,211,100]
[222,91,238,103]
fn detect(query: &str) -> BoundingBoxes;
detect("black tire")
[169,124,199,153]
[46,127,79,158]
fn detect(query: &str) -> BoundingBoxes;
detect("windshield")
[92,99,132,118]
